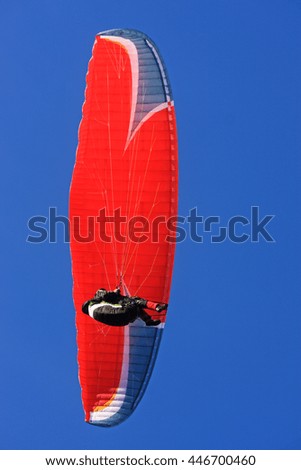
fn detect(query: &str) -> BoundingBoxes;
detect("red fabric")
[146,301,159,311]
[69,35,178,421]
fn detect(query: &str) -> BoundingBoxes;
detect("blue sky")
[1,0,301,450]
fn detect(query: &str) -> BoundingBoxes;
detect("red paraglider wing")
[69,29,178,426]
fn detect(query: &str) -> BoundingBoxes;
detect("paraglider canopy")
[69,29,178,426]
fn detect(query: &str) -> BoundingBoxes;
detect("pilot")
[82,288,167,327]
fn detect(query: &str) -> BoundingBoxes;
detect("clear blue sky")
[1,0,301,450]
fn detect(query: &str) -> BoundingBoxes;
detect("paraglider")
[69,29,178,426]
[82,287,167,327]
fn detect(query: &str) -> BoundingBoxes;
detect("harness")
[88,300,122,318]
